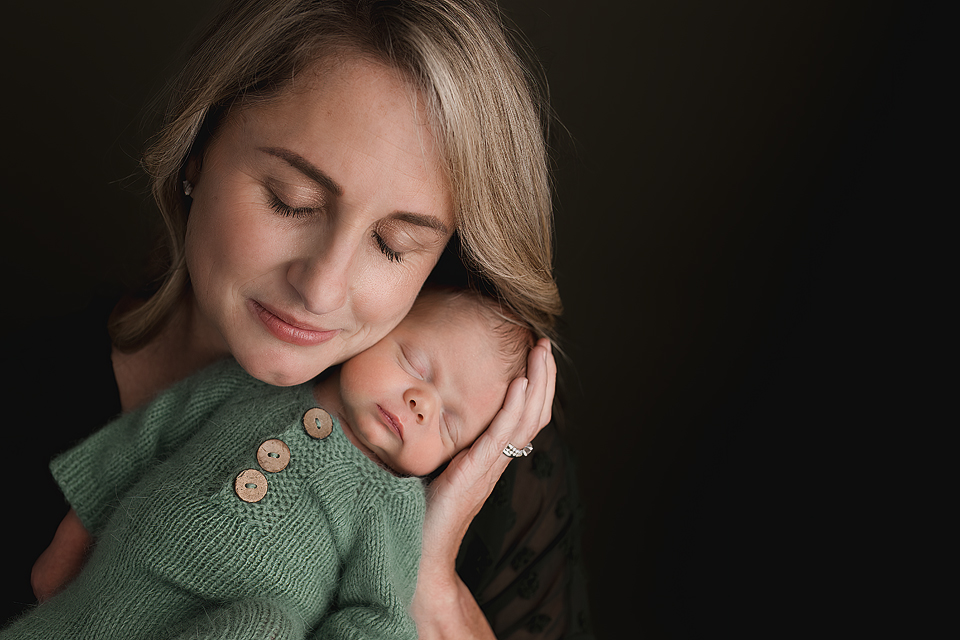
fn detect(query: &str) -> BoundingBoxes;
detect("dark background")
[1,1,939,637]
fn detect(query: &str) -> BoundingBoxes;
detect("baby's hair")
[412,286,535,382]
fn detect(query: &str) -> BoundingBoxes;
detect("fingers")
[472,374,530,470]
[474,341,551,463]
[32,510,92,602]
[536,338,557,429]
[513,339,555,441]
[517,342,549,441]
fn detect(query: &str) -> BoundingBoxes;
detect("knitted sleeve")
[311,481,427,640]
[50,359,258,535]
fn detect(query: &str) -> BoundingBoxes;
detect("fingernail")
[521,377,529,391]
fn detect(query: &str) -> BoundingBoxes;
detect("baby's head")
[335,287,534,476]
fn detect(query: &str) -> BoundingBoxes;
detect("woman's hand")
[411,339,556,639]
[31,508,92,602]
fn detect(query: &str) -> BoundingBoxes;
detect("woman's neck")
[112,295,230,411]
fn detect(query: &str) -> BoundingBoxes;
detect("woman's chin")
[234,349,331,387]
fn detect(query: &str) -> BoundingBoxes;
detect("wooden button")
[234,469,267,503]
[303,408,333,439]
[257,439,290,473]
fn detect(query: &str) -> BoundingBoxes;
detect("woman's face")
[184,56,454,386]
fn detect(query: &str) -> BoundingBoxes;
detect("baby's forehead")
[404,297,489,345]
[405,291,529,380]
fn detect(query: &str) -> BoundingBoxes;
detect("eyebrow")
[259,146,342,196]
[391,212,449,235]
[258,146,450,235]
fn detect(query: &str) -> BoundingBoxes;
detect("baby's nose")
[409,398,425,422]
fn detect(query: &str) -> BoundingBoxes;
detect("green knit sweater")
[2,360,426,640]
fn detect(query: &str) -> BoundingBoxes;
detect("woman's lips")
[249,300,340,347]
[378,405,404,440]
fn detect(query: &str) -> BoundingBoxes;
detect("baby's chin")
[375,454,438,479]
[366,453,418,478]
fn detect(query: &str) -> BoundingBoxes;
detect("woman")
[12,1,590,638]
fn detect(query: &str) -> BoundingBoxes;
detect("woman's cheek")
[353,267,420,338]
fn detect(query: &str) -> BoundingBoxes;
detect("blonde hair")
[113,0,562,350]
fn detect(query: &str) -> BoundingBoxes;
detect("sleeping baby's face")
[332,294,516,476]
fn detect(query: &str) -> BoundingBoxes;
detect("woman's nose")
[286,232,356,316]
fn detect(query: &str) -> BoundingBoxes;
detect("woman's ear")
[185,154,202,187]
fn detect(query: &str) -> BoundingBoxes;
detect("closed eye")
[268,193,318,219]
[442,411,462,449]
[399,345,424,380]
[373,231,403,263]
[373,218,448,264]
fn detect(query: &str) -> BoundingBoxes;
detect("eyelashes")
[268,193,315,219]
[268,192,404,263]
[373,232,403,263]
[398,345,424,380]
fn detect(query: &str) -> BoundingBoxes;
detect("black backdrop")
[1,2,939,637]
